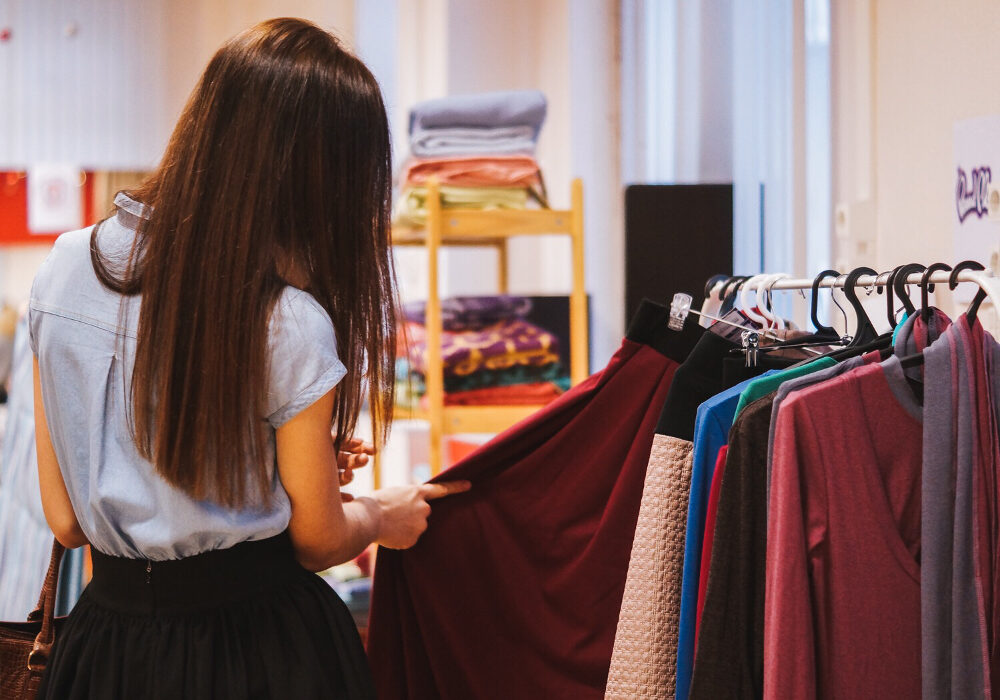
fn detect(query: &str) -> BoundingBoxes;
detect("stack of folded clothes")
[393,90,548,227]
[396,295,568,409]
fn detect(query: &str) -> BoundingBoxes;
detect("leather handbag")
[0,540,66,699]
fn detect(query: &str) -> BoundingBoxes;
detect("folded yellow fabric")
[393,185,529,227]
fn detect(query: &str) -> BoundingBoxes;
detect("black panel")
[624,184,733,324]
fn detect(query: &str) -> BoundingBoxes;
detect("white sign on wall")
[954,115,1000,301]
[27,164,83,234]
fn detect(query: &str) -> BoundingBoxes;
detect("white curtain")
[620,0,733,185]
[621,0,832,324]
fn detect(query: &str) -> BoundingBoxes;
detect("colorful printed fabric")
[403,319,559,377]
[402,295,532,332]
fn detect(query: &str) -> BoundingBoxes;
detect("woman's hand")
[372,481,471,549]
[335,435,374,501]
[336,435,374,487]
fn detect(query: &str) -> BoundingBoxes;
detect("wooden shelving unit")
[386,178,588,477]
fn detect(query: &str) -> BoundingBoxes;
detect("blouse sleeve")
[265,289,348,428]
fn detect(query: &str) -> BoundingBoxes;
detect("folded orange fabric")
[400,155,542,188]
[420,382,563,408]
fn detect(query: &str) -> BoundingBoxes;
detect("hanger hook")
[810,269,840,334]
[892,263,927,316]
[884,265,906,326]
[843,267,879,345]
[920,263,952,322]
[949,260,986,290]
[830,286,850,336]
[949,260,989,323]
[705,274,729,300]
[740,274,771,326]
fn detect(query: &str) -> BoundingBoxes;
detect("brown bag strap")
[26,539,65,672]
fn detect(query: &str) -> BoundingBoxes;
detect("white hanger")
[757,273,790,331]
[739,274,771,326]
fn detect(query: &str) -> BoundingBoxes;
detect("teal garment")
[892,312,909,345]
[733,356,837,416]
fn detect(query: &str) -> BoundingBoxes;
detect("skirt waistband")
[86,532,307,615]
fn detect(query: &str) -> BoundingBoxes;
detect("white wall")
[832,0,1000,323]
[0,0,355,306]
[0,0,170,170]
[834,0,1000,269]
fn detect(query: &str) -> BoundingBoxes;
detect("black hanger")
[704,274,729,300]
[883,266,905,327]
[843,267,879,346]
[949,260,987,323]
[899,260,985,370]
[717,276,744,301]
[719,276,750,316]
[892,263,926,317]
[810,269,840,336]
[919,262,952,322]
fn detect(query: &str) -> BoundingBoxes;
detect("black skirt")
[39,532,375,699]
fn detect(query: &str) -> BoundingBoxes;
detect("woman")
[29,18,467,698]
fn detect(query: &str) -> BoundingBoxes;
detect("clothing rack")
[714,268,997,299]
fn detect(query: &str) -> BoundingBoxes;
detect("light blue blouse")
[28,194,347,560]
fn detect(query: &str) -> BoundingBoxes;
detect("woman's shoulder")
[270,286,335,339]
[30,226,101,305]
[265,287,346,427]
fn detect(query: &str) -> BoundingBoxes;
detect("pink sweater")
[765,360,922,698]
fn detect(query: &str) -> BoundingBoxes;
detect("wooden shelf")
[392,208,574,245]
[393,404,549,435]
[376,178,588,479]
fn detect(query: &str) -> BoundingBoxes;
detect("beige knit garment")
[605,435,694,699]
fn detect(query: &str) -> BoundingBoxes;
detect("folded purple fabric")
[408,90,547,137]
[403,295,532,331]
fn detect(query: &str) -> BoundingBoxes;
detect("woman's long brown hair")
[90,18,396,508]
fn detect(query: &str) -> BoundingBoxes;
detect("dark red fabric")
[367,334,681,699]
[695,444,728,645]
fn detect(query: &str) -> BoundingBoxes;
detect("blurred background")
[4,0,1000,620]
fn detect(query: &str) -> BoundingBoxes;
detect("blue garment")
[892,311,909,345]
[27,194,347,561]
[675,372,775,700]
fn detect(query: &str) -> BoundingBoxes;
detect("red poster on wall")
[0,171,95,245]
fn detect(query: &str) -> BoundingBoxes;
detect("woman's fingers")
[337,451,370,470]
[333,434,376,455]
[419,481,472,501]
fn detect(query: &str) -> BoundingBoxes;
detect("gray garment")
[408,90,547,157]
[27,194,346,560]
[922,318,988,699]
[765,356,866,501]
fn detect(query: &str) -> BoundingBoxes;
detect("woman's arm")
[33,357,89,549]
[276,388,382,571]
[276,387,471,572]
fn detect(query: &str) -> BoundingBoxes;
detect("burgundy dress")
[367,301,700,699]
